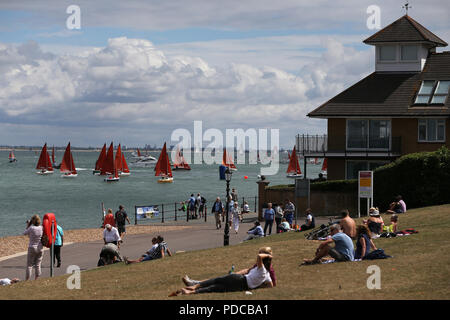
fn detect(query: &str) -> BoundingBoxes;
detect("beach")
[0,224,192,258]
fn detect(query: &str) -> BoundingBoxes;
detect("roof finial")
[402,2,412,15]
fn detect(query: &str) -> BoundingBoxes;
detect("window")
[414,80,450,105]
[346,161,388,180]
[401,45,418,61]
[347,120,391,150]
[379,46,396,61]
[418,119,446,142]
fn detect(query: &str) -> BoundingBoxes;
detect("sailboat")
[130,148,157,166]
[172,146,191,170]
[36,143,54,175]
[121,153,130,176]
[60,142,78,178]
[8,150,17,163]
[321,158,328,178]
[222,149,237,171]
[286,146,303,178]
[155,142,173,183]
[115,144,130,176]
[93,143,107,175]
[102,142,120,182]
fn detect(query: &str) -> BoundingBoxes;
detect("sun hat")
[369,207,380,216]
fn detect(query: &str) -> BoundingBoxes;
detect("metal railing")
[134,196,258,225]
[295,134,402,156]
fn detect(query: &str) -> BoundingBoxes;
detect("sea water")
[0,150,323,237]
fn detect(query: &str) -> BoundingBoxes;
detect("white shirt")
[103,227,121,243]
[245,265,271,289]
[0,278,11,286]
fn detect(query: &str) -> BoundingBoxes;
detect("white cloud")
[0,36,372,147]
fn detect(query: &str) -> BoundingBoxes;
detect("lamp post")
[224,168,232,246]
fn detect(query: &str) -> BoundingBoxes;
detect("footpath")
[0,213,329,281]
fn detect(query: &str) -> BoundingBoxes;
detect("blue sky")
[0,0,449,148]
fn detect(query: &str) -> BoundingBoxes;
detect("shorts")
[329,248,351,262]
[117,225,126,234]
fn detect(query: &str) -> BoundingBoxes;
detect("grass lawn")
[1,204,449,300]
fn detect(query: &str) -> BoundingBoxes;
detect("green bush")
[373,146,450,211]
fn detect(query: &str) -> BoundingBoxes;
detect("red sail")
[137,149,142,157]
[95,144,107,171]
[155,142,172,177]
[115,144,123,172]
[60,142,77,174]
[101,142,115,175]
[36,143,53,171]
[286,146,301,174]
[121,153,130,173]
[321,158,328,172]
[173,146,191,170]
[222,149,236,169]
[52,146,55,164]
[9,151,14,160]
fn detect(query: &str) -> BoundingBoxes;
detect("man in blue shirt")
[211,197,224,229]
[244,221,264,241]
[302,224,354,265]
[263,203,275,236]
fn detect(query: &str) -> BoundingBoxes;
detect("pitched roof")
[307,52,450,118]
[363,15,447,47]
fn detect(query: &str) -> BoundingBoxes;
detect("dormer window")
[401,45,418,61]
[379,45,396,61]
[414,80,450,105]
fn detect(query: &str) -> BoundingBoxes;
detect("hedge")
[267,147,450,211]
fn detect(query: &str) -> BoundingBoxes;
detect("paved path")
[0,214,330,280]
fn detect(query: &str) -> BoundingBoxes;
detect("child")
[383,214,398,233]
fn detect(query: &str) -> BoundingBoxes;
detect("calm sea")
[0,150,323,237]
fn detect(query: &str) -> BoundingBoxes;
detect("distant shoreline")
[0,147,157,153]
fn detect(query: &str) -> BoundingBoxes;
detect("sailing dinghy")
[222,149,237,171]
[115,144,130,176]
[9,150,17,163]
[321,158,327,178]
[36,143,54,175]
[102,142,120,182]
[93,143,107,175]
[155,142,173,183]
[286,146,303,178]
[172,146,191,170]
[60,142,78,178]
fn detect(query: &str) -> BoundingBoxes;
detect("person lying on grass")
[302,224,354,265]
[169,247,274,296]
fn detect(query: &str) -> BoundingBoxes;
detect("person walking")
[263,203,275,236]
[115,205,131,239]
[231,202,241,234]
[103,224,121,248]
[52,222,64,267]
[212,197,224,229]
[23,215,44,281]
[274,203,284,233]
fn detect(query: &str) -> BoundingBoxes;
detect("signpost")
[358,171,374,218]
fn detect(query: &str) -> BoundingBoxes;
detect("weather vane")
[402,2,412,15]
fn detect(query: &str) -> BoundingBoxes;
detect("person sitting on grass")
[244,221,264,241]
[387,195,406,214]
[364,207,384,238]
[0,278,20,286]
[339,209,356,239]
[300,208,315,231]
[278,218,291,233]
[354,225,377,260]
[302,224,354,265]
[169,247,274,296]
[124,235,172,264]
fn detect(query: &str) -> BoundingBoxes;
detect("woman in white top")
[23,214,44,280]
[169,247,273,296]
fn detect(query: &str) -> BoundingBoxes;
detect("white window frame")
[414,80,450,105]
[346,119,392,151]
[418,118,446,143]
[400,45,419,62]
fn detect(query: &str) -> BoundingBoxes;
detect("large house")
[304,14,450,180]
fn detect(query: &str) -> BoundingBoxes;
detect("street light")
[224,168,232,246]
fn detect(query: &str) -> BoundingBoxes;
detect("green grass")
[1,204,450,300]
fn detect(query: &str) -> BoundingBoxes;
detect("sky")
[1,0,449,149]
